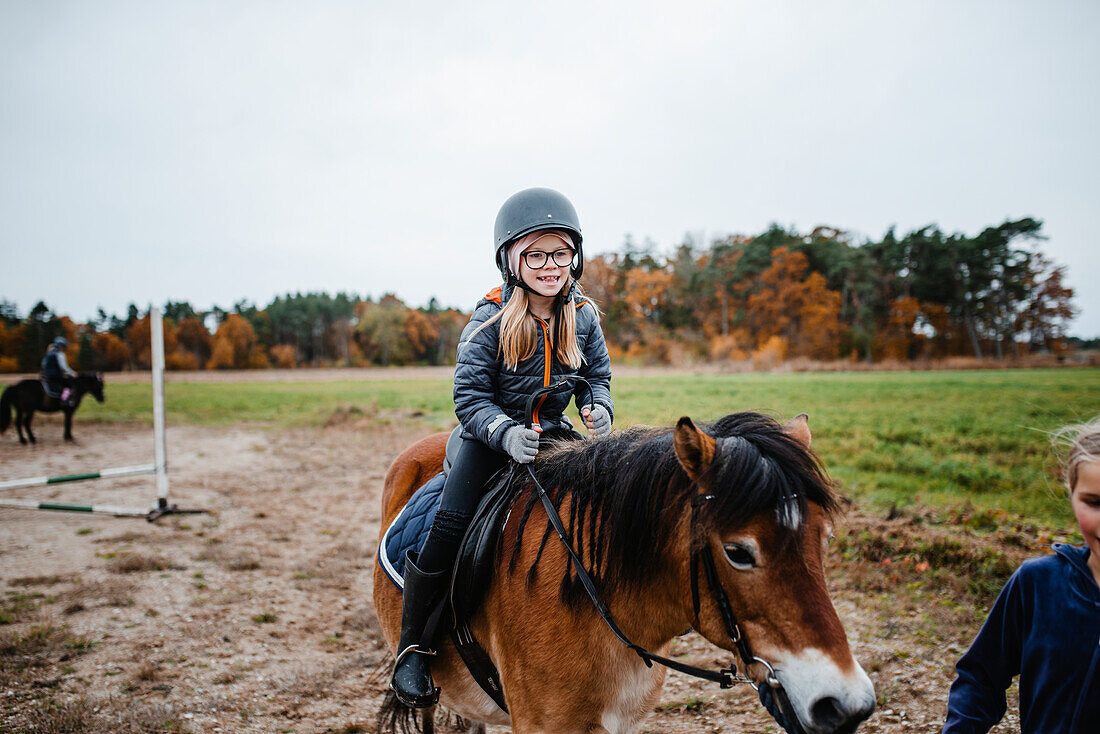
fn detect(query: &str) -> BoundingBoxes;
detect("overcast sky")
[2,1,1098,336]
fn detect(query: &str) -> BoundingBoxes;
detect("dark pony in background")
[1,373,105,444]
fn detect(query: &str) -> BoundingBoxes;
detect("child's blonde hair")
[473,280,590,371]
[1054,417,1100,491]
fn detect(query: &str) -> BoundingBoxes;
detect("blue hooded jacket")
[943,543,1100,734]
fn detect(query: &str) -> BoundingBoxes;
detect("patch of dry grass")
[106,551,179,574]
[269,655,372,708]
[16,695,192,734]
[831,514,1022,605]
[1,591,50,625]
[8,574,76,587]
[133,665,161,684]
[0,623,98,688]
[196,543,261,571]
[18,696,94,733]
[61,578,136,609]
[93,531,154,545]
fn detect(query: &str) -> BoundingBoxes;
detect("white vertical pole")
[150,306,169,506]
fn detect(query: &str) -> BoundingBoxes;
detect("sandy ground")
[0,413,1022,733]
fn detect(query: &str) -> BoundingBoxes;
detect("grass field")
[79,368,1100,530]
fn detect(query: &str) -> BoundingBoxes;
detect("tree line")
[0,294,468,373]
[0,217,1080,373]
[585,217,1076,364]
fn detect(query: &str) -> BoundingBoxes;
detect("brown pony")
[373,412,875,733]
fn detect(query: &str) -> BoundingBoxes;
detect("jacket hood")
[1053,543,1100,606]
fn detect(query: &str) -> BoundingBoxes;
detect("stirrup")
[390,681,441,708]
[394,643,437,665]
[391,645,441,708]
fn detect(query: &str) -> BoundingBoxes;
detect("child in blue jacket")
[943,418,1100,734]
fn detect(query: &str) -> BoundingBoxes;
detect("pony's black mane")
[501,412,838,608]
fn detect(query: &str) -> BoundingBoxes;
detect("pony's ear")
[674,417,716,481]
[783,413,812,448]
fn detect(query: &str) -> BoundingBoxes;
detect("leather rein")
[522,378,801,729]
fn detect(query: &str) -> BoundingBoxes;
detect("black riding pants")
[416,437,509,575]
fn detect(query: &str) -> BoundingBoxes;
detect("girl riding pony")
[390,187,615,708]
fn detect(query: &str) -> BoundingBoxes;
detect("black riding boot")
[391,550,447,708]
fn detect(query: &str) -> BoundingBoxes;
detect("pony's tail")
[0,387,11,434]
[376,690,430,734]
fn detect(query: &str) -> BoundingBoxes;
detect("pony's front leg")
[63,410,73,441]
[22,411,35,444]
[14,408,26,444]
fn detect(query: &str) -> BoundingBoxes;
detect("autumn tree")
[207,314,258,369]
[175,317,212,369]
[1015,254,1076,352]
[126,314,180,369]
[356,295,416,365]
[422,301,467,365]
[746,247,846,360]
[0,321,24,372]
[403,310,440,363]
[91,332,129,371]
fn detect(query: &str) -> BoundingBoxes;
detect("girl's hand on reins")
[502,424,541,463]
[582,405,612,438]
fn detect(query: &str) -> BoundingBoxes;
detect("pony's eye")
[723,544,756,569]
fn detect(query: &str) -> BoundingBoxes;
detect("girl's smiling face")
[518,234,574,299]
[1071,459,1100,586]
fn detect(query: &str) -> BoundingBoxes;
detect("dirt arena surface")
[1,414,1023,733]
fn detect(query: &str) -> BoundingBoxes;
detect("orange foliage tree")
[175,317,212,369]
[876,297,923,360]
[206,314,258,370]
[0,322,25,372]
[126,314,181,369]
[91,333,129,371]
[270,344,297,369]
[404,310,440,363]
[746,247,846,360]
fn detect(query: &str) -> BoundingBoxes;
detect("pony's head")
[78,373,105,403]
[674,413,874,734]
[513,411,874,733]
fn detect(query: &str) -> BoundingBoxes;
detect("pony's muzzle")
[808,693,874,734]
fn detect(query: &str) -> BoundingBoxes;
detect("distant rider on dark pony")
[41,336,77,406]
[390,187,615,708]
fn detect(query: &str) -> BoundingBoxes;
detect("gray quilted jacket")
[454,281,614,452]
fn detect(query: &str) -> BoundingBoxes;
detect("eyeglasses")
[522,248,575,269]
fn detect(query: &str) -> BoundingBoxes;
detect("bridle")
[522,377,804,733]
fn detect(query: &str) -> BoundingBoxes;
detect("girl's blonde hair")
[1054,417,1100,491]
[474,280,592,371]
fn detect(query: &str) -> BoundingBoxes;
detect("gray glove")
[582,404,612,437]
[501,425,540,464]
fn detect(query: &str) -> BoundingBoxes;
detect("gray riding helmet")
[493,187,584,282]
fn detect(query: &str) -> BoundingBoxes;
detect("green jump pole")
[0,464,156,492]
[0,498,150,517]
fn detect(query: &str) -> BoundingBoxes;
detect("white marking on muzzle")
[769,647,875,734]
